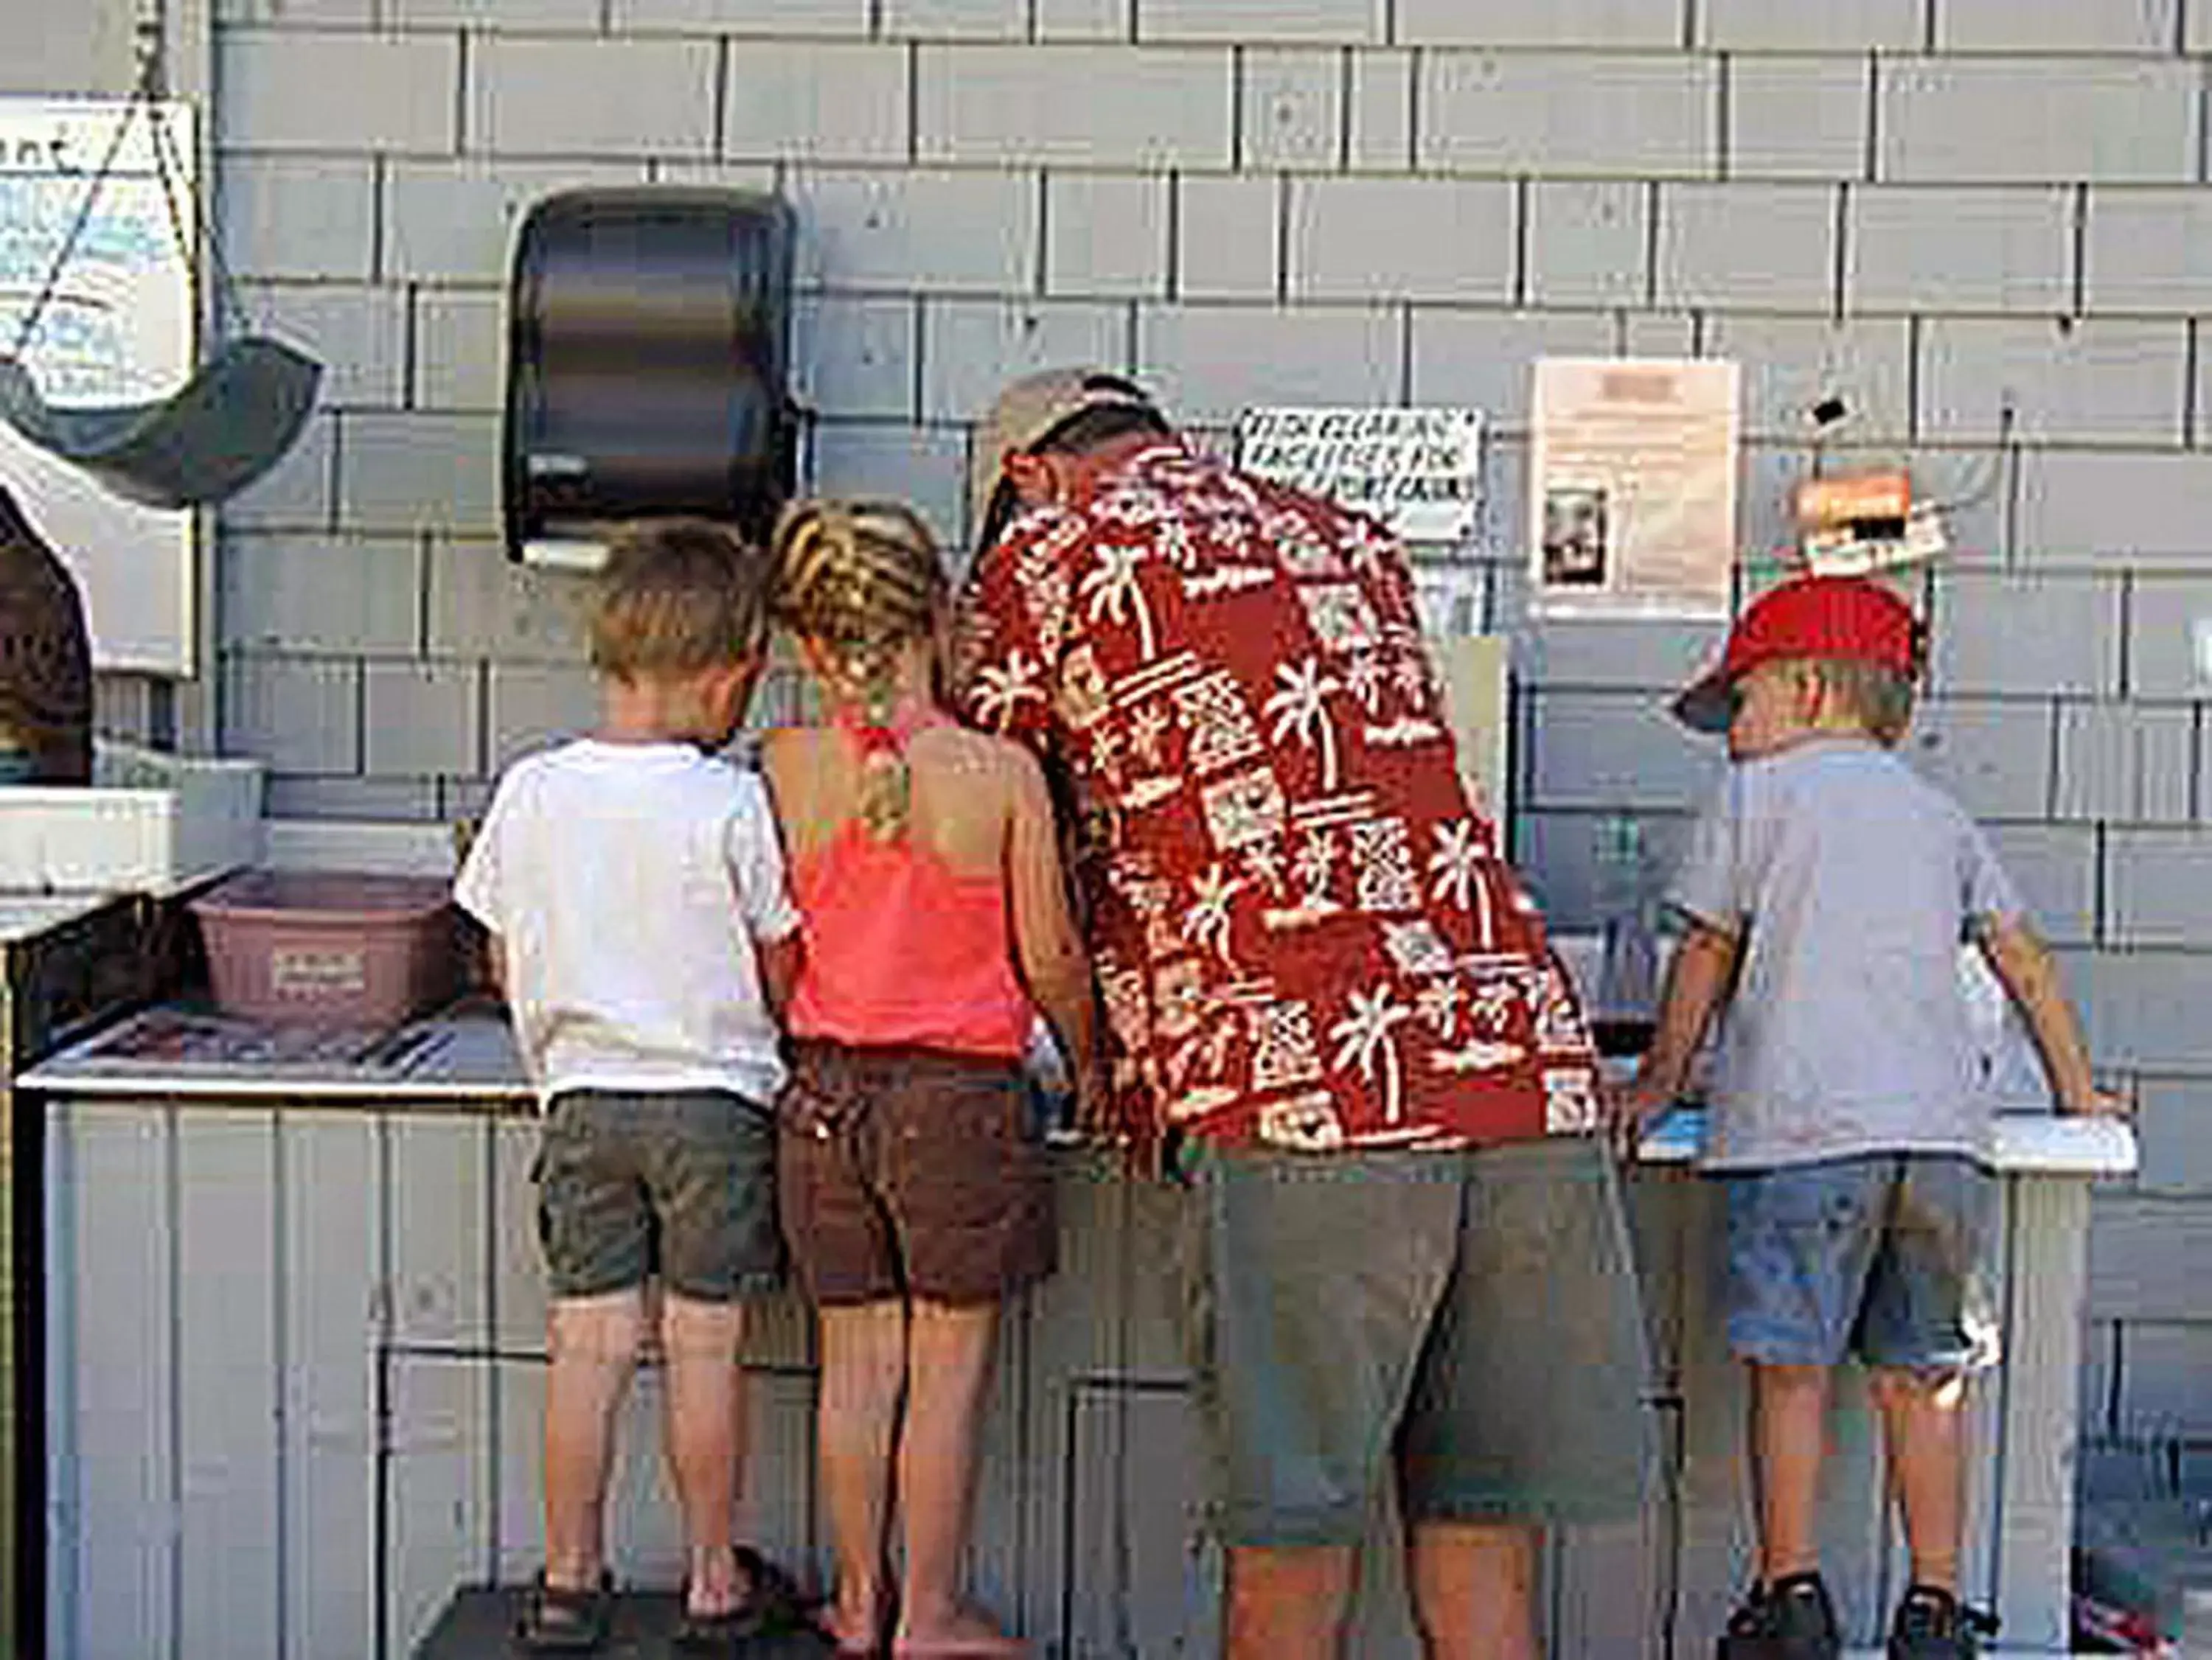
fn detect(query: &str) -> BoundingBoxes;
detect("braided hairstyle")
[771,499,950,842]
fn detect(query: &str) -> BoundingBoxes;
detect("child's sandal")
[514,1569,614,1654]
[670,1546,807,1651]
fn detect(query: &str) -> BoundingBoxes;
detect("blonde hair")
[589,518,768,682]
[771,498,950,840]
[1777,655,1917,747]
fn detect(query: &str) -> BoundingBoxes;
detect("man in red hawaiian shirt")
[959,370,1652,1660]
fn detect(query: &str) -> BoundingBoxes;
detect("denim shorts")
[535,1089,784,1303]
[1721,1152,2000,1372]
[1176,1136,1658,1548]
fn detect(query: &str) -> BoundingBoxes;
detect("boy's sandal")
[514,1569,614,1654]
[671,1546,807,1650]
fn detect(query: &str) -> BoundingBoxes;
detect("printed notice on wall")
[0,97,199,674]
[1528,359,1738,621]
[1237,407,1484,544]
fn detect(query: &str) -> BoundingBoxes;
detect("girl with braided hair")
[760,500,1098,1657]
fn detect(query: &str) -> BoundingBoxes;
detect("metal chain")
[11,1,258,364]
[6,52,154,361]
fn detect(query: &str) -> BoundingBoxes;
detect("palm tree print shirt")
[958,439,1599,1161]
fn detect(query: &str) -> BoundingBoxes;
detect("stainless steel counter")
[19,1002,529,1103]
[0,893,112,944]
[24,1004,2138,1182]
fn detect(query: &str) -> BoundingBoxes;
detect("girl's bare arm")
[756,934,801,1022]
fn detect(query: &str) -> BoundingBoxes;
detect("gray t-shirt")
[1669,736,2024,1171]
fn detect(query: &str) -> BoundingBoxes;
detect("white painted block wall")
[11,0,2208,1517]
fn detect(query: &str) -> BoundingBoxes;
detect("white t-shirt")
[453,739,801,1107]
[1669,736,2025,1171]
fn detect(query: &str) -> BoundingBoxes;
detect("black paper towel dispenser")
[502,187,798,567]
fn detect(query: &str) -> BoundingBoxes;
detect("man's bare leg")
[543,1290,644,1591]
[895,1300,1012,1647]
[818,1300,907,1646]
[1748,1363,1830,1585]
[1405,1520,1540,1660]
[1222,1544,1357,1660]
[659,1293,749,1617]
[1870,1367,1967,1594]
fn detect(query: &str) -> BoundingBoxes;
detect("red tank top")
[786,708,1032,1059]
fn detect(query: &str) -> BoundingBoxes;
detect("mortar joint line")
[1863,48,1881,184]
[1714,49,1731,182]
[1230,43,1246,172]
[1512,175,1531,309]
[2185,320,2199,456]
[1337,46,1354,173]
[1405,46,1421,172]
[1164,167,1181,302]
[1641,177,1660,310]
[906,40,921,164]
[1906,313,1923,447]
[712,34,731,159]
[1032,170,1049,297]
[1831,181,1850,325]
[2070,182,2090,320]
[453,27,471,156]
[1397,299,1413,405]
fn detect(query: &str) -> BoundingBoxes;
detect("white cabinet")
[38,1093,2128,1658]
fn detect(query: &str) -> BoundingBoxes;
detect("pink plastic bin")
[190,869,455,1028]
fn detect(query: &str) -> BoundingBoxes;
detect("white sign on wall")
[1528,358,1737,622]
[1236,406,1484,543]
[0,97,199,675]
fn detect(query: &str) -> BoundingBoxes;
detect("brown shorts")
[777,1039,1056,1307]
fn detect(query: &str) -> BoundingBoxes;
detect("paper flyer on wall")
[1528,359,1738,621]
[1236,406,1484,545]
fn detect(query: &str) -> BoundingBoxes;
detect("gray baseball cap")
[968,367,1161,529]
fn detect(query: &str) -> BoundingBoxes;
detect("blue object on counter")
[1027,1078,1082,1146]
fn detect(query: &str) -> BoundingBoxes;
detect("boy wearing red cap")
[1618,576,2123,1660]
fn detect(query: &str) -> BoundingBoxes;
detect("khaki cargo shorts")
[1176,1135,1659,1547]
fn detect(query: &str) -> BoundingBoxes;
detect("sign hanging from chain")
[0,97,198,674]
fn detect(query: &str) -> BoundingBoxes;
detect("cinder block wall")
[199,0,2210,1479]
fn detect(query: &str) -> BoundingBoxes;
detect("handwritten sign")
[1236,406,1484,543]
[0,97,199,674]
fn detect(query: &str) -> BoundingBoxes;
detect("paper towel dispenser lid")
[502,186,797,565]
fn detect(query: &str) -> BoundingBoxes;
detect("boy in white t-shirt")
[1615,576,2124,1660]
[456,520,805,1653]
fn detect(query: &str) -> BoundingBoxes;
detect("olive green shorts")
[1177,1135,1658,1548]
[535,1089,784,1303]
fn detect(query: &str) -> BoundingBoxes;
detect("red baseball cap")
[1672,575,1922,733]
